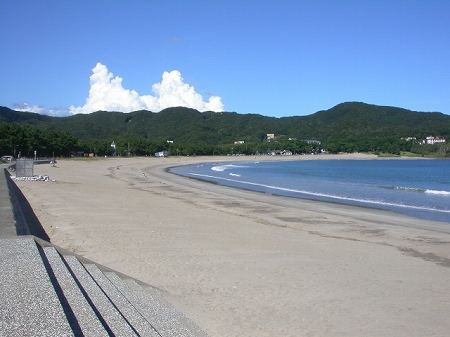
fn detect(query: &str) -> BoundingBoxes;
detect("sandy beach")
[13,154,450,336]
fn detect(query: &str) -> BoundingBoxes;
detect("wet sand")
[14,154,450,336]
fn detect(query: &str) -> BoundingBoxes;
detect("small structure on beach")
[15,159,34,178]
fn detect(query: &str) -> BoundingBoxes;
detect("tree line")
[1,122,448,159]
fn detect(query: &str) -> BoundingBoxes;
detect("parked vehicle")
[1,155,14,163]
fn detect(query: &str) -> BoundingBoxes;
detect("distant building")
[267,134,275,142]
[234,141,245,144]
[155,151,168,157]
[423,136,446,145]
[268,150,293,156]
[303,140,322,145]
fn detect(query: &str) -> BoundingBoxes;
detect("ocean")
[170,158,450,224]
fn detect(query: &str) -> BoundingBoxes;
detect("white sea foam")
[211,164,249,172]
[425,189,450,196]
[381,185,450,196]
[189,173,450,214]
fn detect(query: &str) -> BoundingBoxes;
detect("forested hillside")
[1,102,449,142]
[1,102,449,158]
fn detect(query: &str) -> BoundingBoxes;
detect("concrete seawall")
[2,166,50,240]
[0,167,17,237]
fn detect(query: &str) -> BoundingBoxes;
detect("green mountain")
[1,102,449,144]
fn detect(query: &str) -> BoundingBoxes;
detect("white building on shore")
[423,136,446,145]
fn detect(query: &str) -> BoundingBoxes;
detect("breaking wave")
[189,173,450,214]
[211,164,249,172]
[380,185,450,196]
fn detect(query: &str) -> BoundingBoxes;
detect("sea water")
[170,159,450,224]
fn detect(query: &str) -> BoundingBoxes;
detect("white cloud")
[69,63,224,114]
[11,103,71,117]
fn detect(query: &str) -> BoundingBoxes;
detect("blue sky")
[1,0,449,117]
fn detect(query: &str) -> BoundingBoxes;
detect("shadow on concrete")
[4,168,50,241]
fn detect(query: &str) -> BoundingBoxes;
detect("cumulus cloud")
[12,103,71,117]
[69,63,224,114]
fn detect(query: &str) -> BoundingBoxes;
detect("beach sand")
[14,154,450,336]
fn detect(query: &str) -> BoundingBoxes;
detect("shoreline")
[13,154,450,336]
[167,155,450,225]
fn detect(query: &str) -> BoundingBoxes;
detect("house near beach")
[423,136,446,145]
[403,137,417,142]
[154,151,168,157]
[268,150,292,156]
